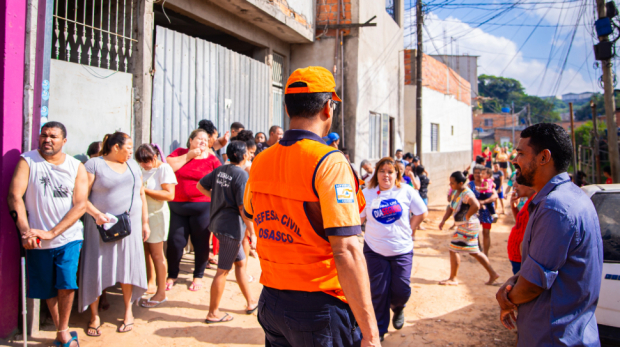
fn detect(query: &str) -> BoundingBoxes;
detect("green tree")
[574,94,603,121]
[574,120,607,148]
[516,95,560,123]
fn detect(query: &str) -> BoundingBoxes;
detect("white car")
[581,184,620,346]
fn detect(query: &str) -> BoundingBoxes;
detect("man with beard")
[8,121,88,347]
[495,123,603,346]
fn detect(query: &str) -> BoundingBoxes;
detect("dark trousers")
[363,243,413,335]
[167,201,211,279]
[257,286,362,347]
[478,192,496,215]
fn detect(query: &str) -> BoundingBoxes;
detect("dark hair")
[135,143,164,163]
[604,165,611,175]
[255,132,266,141]
[41,121,67,138]
[186,128,208,148]
[231,122,245,132]
[520,123,572,172]
[415,165,425,176]
[284,82,332,119]
[396,149,403,153]
[87,141,102,157]
[226,140,247,164]
[100,132,130,156]
[368,157,402,189]
[231,130,256,149]
[198,119,218,136]
[403,152,414,160]
[475,155,484,164]
[412,156,420,162]
[451,171,467,184]
[268,125,282,135]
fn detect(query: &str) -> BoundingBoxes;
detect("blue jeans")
[258,286,362,347]
[510,261,521,275]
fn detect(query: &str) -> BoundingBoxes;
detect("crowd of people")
[7,65,604,347]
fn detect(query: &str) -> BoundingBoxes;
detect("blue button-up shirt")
[517,172,603,346]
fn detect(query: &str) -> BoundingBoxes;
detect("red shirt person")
[506,182,536,275]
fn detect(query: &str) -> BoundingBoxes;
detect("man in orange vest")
[243,66,381,346]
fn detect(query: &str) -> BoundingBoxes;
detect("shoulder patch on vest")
[335,184,354,203]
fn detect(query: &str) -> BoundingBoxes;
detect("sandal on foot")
[165,282,175,291]
[54,331,79,347]
[188,282,203,291]
[86,325,102,337]
[117,323,133,333]
[205,313,234,324]
[141,298,168,308]
[246,305,258,314]
[208,258,218,265]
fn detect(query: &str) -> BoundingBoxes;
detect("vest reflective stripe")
[248,140,353,301]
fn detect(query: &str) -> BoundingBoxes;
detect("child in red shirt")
[507,182,536,274]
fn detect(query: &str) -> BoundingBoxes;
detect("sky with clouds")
[403,0,607,97]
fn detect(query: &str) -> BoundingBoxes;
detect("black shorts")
[499,162,508,169]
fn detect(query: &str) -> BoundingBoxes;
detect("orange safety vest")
[244,130,364,302]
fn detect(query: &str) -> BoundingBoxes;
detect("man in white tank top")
[8,121,87,347]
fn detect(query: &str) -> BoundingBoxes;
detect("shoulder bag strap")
[126,162,136,213]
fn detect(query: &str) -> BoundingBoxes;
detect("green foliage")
[574,94,603,121]
[551,97,568,113]
[574,120,607,148]
[478,74,559,123]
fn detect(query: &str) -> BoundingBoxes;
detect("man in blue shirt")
[496,123,603,346]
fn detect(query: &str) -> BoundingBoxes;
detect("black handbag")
[97,163,136,242]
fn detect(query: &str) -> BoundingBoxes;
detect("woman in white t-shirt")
[360,157,428,341]
[135,144,177,308]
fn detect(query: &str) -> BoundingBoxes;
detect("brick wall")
[404,50,471,105]
[494,128,522,145]
[316,0,352,37]
[473,113,518,130]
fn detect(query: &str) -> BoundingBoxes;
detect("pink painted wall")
[0,0,26,339]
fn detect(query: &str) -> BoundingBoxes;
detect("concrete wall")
[404,84,416,154]
[422,87,472,153]
[291,0,404,167]
[48,60,133,156]
[423,150,471,205]
[429,54,478,99]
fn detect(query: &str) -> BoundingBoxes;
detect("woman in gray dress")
[79,132,150,336]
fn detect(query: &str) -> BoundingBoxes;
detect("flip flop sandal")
[205,313,234,324]
[54,331,79,347]
[86,325,102,337]
[188,282,203,291]
[246,306,258,315]
[208,258,218,265]
[141,298,168,308]
[117,323,133,333]
[165,282,175,291]
[248,275,255,283]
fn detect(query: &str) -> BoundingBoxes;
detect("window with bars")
[431,123,439,152]
[484,119,493,127]
[272,53,285,127]
[52,0,138,72]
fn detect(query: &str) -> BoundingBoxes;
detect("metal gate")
[151,26,271,154]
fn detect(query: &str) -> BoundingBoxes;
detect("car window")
[591,192,620,263]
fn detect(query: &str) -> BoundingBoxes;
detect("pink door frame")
[0,0,26,339]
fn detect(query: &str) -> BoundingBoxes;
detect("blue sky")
[403,0,604,97]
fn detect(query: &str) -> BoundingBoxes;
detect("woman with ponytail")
[79,132,149,335]
[135,143,177,307]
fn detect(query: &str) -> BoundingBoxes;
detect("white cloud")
[404,10,598,97]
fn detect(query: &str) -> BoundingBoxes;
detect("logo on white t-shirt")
[372,199,403,224]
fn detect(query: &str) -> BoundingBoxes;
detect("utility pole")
[592,101,601,183]
[597,0,620,182]
[415,0,423,158]
[569,102,578,179]
[511,101,515,145]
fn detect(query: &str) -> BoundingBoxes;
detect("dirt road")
[9,209,518,347]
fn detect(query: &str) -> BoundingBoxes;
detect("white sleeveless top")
[22,150,84,249]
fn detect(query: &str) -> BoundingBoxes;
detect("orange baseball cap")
[285,66,342,102]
